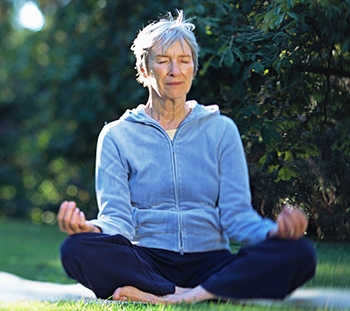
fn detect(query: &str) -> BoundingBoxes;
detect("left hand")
[57,201,101,235]
[268,204,308,240]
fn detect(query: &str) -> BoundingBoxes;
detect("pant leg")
[60,233,175,299]
[201,238,317,299]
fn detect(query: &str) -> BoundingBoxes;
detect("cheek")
[150,67,166,80]
[184,65,194,79]
[186,71,194,83]
[149,73,164,91]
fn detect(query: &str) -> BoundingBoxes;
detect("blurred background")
[1,0,349,241]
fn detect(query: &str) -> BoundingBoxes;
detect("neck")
[145,94,191,131]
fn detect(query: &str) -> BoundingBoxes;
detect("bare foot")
[113,285,217,305]
[159,285,217,304]
[174,286,192,295]
[113,286,160,304]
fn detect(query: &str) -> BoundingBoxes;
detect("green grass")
[0,218,72,283]
[306,241,350,289]
[0,300,315,311]
[0,219,349,311]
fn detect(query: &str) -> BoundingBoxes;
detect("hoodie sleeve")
[90,124,135,239]
[218,118,277,245]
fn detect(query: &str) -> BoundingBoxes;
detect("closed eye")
[179,56,192,64]
[155,56,169,64]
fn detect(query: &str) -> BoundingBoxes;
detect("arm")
[218,119,277,245]
[218,119,307,243]
[58,124,135,238]
[90,124,135,239]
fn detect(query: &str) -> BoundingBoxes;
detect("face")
[145,40,194,102]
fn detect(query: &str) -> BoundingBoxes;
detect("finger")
[278,206,299,238]
[282,207,308,239]
[78,211,86,230]
[66,207,81,235]
[282,204,293,216]
[57,201,69,232]
[292,209,308,238]
[58,201,77,233]
[63,202,77,232]
[290,209,306,231]
[277,214,289,239]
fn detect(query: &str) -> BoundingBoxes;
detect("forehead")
[150,39,192,57]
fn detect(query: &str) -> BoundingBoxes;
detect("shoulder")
[98,119,123,141]
[189,101,240,135]
[204,107,239,134]
[98,104,145,138]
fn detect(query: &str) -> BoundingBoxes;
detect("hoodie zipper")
[171,141,184,255]
[142,119,185,254]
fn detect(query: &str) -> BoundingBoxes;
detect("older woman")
[58,11,316,304]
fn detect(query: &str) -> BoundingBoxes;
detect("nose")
[169,61,180,76]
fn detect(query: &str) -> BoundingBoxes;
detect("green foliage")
[186,0,350,181]
[0,0,182,219]
[250,129,350,241]
[297,130,350,240]
[184,0,350,240]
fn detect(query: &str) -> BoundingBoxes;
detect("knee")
[293,238,316,260]
[280,238,317,273]
[60,233,87,264]
[295,238,317,270]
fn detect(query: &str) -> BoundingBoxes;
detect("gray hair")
[131,10,199,87]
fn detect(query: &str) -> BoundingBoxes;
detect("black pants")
[60,233,316,300]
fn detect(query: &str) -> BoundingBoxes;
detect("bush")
[249,128,350,241]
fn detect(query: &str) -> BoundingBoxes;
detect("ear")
[141,67,147,78]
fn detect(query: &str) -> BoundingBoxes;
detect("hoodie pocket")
[133,208,178,237]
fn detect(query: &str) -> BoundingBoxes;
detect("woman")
[58,11,316,304]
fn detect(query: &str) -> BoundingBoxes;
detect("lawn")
[0,218,349,311]
[0,218,72,284]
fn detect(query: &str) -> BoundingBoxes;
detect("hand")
[268,204,308,240]
[57,201,101,235]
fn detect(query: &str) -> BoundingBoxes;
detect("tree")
[186,0,350,180]
[0,0,185,220]
[184,0,350,239]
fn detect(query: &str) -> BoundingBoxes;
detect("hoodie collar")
[121,100,219,126]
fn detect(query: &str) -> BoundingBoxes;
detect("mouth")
[166,82,183,86]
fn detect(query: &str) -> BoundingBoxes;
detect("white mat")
[1,271,350,309]
[0,272,95,302]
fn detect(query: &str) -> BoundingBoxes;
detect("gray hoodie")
[91,101,277,253]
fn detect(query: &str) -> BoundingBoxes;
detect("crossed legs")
[60,233,316,304]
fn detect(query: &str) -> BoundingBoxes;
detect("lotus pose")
[58,11,316,304]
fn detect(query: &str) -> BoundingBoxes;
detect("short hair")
[131,10,199,87]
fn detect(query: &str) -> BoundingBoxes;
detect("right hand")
[57,201,101,235]
[268,205,308,240]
